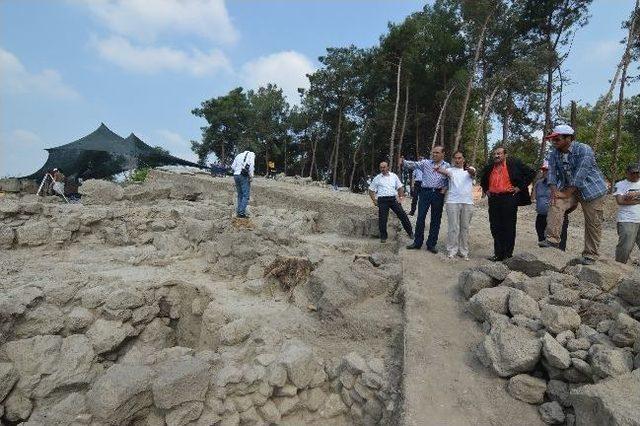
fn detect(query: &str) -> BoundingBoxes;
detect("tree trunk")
[415,102,420,157]
[332,106,343,187]
[502,93,512,145]
[396,83,410,165]
[432,87,455,149]
[594,0,639,152]
[537,61,554,164]
[471,85,500,166]
[389,57,403,170]
[611,47,631,188]
[453,10,493,153]
[283,139,288,176]
[570,100,577,130]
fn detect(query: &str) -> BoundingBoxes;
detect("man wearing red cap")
[541,125,607,265]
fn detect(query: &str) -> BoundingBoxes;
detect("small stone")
[459,269,494,299]
[467,286,512,322]
[152,358,209,409]
[105,289,145,310]
[303,388,327,411]
[479,262,510,281]
[555,330,575,347]
[257,400,280,423]
[66,307,94,331]
[273,395,299,416]
[319,393,347,418]
[274,384,297,397]
[509,289,541,319]
[341,352,367,374]
[4,390,32,422]
[546,380,570,407]
[539,401,565,424]
[589,344,633,379]
[570,350,588,360]
[507,374,547,404]
[278,341,316,389]
[566,338,591,352]
[608,312,640,348]
[267,363,287,388]
[86,319,134,354]
[596,319,613,333]
[166,401,204,426]
[0,363,19,401]
[220,318,253,345]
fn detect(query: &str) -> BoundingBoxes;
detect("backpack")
[240,152,250,177]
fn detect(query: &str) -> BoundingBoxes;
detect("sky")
[1,0,637,177]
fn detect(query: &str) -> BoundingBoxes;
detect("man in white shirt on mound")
[231,150,255,218]
[614,163,640,263]
[369,161,414,243]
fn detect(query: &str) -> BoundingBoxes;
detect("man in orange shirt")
[480,146,536,261]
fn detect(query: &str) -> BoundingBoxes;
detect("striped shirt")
[413,168,423,182]
[403,159,449,189]
[547,141,607,201]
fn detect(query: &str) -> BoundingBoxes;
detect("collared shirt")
[369,172,402,198]
[231,151,255,177]
[413,168,423,182]
[547,141,607,201]
[488,161,513,193]
[403,159,449,188]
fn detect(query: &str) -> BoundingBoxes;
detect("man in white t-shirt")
[231,150,255,218]
[436,151,476,260]
[369,161,413,243]
[614,163,640,263]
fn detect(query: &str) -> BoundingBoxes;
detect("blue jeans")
[414,188,445,249]
[234,175,250,216]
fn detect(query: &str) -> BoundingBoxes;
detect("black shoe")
[487,255,504,262]
[409,211,415,216]
[427,247,438,254]
[237,213,249,219]
[406,244,421,250]
[380,238,387,243]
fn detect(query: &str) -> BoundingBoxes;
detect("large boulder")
[16,220,50,246]
[589,344,634,380]
[475,322,542,377]
[571,369,640,426]
[467,287,511,322]
[14,303,64,338]
[478,262,510,281]
[509,289,541,319]
[87,364,155,425]
[278,341,317,389]
[565,260,633,292]
[86,319,134,354]
[507,374,547,404]
[459,269,495,299]
[151,358,209,409]
[503,252,562,277]
[79,179,124,205]
[541,333,571,369]
[503,273,550,301]
[618,276,640,306]
[540,304,581,335]
[123,183,171,202]
[608,313,640,348]
[0,362,18,401]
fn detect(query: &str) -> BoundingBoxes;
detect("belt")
[490,191,516,196]
[422,187,444,191]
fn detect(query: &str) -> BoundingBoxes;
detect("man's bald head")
[379,161,389,174]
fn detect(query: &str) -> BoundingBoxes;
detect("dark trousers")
[378,196,413,240]
[536,212,569,250]
[414,188,445,249]
[410,181,421,214]
[488,194,518,259]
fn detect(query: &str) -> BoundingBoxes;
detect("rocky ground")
[0,170,638,426]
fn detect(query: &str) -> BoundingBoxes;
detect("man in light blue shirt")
[400,145,450,253]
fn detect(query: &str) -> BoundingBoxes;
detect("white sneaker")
[461,254,469,261]
[447,253,456,260]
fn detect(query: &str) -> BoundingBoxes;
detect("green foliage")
[129,168,150,182]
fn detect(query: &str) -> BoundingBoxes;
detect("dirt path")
[401,246,544,425]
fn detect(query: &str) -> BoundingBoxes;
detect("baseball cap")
[626,163,640,173]
[544,124,575,140]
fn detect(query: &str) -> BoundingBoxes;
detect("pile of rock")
[0,276,398,424]
[459,252,640,425]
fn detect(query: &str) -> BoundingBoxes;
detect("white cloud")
[93,36,231,76]
[79,0,238,44]
[241,51,316,104]
[0,129,48,177]
[155,129,199,162]
[0,48,80,100]
[11,129,43,145]
[590,40,622,63]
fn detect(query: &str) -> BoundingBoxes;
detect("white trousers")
[446,203,473,256]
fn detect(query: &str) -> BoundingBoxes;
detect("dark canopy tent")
[22,123,205,181]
